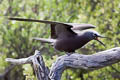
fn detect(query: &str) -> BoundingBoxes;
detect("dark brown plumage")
[8,17,106,53]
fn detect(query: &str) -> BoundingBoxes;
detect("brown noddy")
[8,17,106,53]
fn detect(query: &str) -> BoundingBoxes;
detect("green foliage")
[0,54,8,73]
[0,0,120,80]
[22,64,36,80]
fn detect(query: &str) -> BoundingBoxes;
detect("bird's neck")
[77,34,92,44]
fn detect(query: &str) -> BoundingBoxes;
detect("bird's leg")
[66,52,74,56]
[66,52,71,56]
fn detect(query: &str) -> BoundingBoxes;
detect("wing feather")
[66,23,96,30]
[8,17,65,24]
[9,17,96,39]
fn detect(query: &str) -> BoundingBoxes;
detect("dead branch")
[6,47,120,80]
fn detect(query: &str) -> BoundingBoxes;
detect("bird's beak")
[95,35,107,47]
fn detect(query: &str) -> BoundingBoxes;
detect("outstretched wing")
[8,17,66,24]
[66,23,96,30]
[51,23,96,38]
[8,17,77,39]
[8,17,96,39]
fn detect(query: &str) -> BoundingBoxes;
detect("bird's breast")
[54,36,90,52]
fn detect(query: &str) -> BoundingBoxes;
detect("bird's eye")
[93,33,97,37]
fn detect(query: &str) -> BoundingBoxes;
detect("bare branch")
[6,50,50,80]
[6,47,120,80]
[5,50,42,65]
[5,57,32,65]
[49,47,120,80]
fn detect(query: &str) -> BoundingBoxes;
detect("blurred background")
[0,0,120,80]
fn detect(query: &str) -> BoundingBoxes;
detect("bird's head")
[84,30,107,47]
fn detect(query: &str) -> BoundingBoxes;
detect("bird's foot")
[66,52,74,56]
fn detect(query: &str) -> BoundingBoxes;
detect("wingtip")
[85,24,96,28]
[71,23,96,31]
[7,17,22,20]
[8,17,13,20]
[91,24,96,28]
[7,17,18,21]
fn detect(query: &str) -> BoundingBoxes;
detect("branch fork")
[5,47,120,80]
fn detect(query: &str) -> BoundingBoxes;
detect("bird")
[8,17,106,53]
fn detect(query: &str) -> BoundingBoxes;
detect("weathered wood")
[6,47,120,80]
[32,50,50,80]
[49,47,120,80]
[6,50,50,80]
